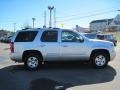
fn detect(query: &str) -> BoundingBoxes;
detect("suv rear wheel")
[91,52,109,68]
[24,54,41,70]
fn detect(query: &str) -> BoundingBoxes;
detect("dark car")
[97,34,117,46]
[5,36,13,43]
[82,33,97,39]
[0,36,13,43]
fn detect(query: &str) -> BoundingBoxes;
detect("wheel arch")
[90,49,110,61]
[22,50,43,62]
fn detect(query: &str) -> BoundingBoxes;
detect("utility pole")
[32,18,36,29]
[48,6,54,27]
[105,19,109,32]
[14,23,16,33]
[54,8,56,27]
[43,11,46,28]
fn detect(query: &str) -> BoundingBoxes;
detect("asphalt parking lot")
[0,43,120,90]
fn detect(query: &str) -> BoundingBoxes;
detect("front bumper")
[109,48,116,61]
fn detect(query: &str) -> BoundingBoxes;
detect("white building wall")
[90,22,107,32]
[90,14,120,32]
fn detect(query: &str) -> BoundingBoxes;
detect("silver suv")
[10,28,116,70]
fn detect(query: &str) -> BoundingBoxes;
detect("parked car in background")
[0,36,6,42]
[82,33,97,39]
[0,36,13,43]
[97,34,117,46]
[5,36,13,43]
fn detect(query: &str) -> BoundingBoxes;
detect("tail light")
[10,42,14,53]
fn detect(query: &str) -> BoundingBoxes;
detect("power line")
[57,10,118,22]
[57,7,119,19]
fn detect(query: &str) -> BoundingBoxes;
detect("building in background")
[74,25,90,33]
[90,14,120,32]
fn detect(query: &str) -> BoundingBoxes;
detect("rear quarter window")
[15,31,38,42]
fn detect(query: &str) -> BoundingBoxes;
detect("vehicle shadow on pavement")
[0,62,117,90]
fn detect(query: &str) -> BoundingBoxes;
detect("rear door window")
[15,31,38,42]
[41,31,58,42]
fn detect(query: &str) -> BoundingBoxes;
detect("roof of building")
[90,19,113,24]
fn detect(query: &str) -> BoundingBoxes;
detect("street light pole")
[48,6,54,27]
[32,18,36,29]
[43,11,46,28]
[54,8,56,27]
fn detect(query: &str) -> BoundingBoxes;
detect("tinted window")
[84,33,97,39]
[62,31,80,42]
[97,35,104,40]
[41,31,58,42]
[15,31,38,42]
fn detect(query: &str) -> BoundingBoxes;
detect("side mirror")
[79,36,84,42]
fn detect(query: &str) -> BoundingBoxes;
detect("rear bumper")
[10,53,23,62]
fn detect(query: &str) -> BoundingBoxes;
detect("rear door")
[40,30,60,61]
[13,31,38,60]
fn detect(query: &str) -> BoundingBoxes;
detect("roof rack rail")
[22,28,31,30]
[52,27,60,29]
[37,28,41,29]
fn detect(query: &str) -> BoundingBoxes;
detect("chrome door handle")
[40,44,45,47]
[62,45,68,47]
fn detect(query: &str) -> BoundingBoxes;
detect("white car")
[10,28,116,70]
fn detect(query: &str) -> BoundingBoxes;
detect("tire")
[24,54,42,70]
[91,52,109,69]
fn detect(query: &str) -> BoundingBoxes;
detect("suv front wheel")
[91,52,109,68]
[24,54,41,70]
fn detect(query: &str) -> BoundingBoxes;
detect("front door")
[60,30,88,60]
